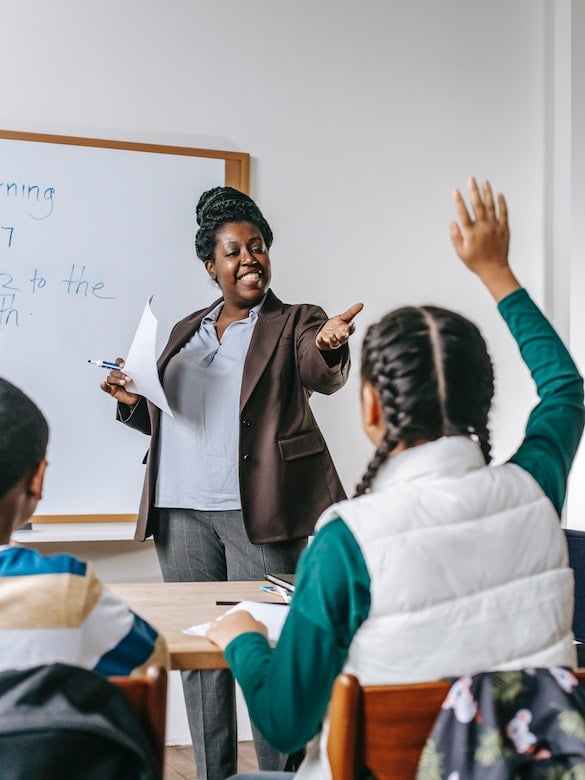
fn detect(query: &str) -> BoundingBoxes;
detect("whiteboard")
[0,131,249,519]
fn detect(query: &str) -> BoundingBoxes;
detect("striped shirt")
[0,545,169,676]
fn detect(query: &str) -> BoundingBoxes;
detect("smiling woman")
[98,185,363,780]
[205,221,272,339]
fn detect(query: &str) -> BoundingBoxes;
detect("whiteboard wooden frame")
[0,129,249,525]
[0,129,250,194]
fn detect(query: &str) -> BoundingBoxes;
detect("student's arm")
[449,178,585,515]
[209,518,371,753]
[501,289,585,515]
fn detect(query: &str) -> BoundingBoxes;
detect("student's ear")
[361,381,386,447]
[27,460,48,502]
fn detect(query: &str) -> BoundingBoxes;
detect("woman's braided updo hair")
[194,186,274,263]
[354,306,495,497]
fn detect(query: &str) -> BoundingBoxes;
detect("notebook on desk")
[265,573,296,593]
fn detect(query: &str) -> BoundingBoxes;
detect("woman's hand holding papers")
[100,358,140,406]
[206,610,268,651]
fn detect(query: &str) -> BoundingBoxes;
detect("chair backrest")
[109,665,167,773]
[328,673,450,780]
[327,669,585,780]
[564,528,585,642]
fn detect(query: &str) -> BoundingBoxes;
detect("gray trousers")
[153,508,306,780]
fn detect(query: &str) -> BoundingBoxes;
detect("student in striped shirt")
[0,377,169,676]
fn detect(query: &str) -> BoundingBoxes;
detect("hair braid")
[436,306,494,464]
[476,422,492,464]
[354,434,396,497]
[354,305,495,495]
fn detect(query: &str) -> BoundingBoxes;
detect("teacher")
[100,186,362,780]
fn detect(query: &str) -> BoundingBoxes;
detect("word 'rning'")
[0,181,55,220]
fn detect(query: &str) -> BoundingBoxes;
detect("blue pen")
[88,359,120,370]
[260,585,291,603]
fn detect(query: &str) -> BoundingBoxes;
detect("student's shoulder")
[0,546,88,577]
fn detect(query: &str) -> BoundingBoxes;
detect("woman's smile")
[206,220,272,310]
[237,267,264,286]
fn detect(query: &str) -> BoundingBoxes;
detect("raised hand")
[449,178,519,302]
[315,302,364,351]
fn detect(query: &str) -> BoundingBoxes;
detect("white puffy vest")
[298,436,576,780]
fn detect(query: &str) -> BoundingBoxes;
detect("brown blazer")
[119,290,350,543]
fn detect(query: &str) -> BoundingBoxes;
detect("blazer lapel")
[155,292,286,412]
[240,290,287,412]
[156,297,222,374]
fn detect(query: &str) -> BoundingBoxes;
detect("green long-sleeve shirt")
[225,288,585,754]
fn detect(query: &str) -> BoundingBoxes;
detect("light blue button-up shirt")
[154,298,264,510]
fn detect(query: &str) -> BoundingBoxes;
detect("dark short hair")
[0,378,49,499]
[194,186,274,263]
[355,305,494,496]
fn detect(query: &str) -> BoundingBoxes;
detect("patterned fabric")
[0,546,169,677]
[417,668,585,779]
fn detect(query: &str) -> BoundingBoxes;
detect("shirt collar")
[202,294,267,325]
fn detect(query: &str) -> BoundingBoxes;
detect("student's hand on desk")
[315,302,363,351]
[100,358,140,406]
[206,611,268,651]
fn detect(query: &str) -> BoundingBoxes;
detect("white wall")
[567,0,585,528]
[0,2,580,510]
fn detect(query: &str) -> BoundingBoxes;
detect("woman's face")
[205,221,271,310]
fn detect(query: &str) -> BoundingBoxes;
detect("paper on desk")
[123,296,174,417]
[184,600,289,645]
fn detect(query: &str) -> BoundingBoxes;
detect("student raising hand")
[449,177,519,302]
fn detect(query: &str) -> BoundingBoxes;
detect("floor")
[165,742,258,780]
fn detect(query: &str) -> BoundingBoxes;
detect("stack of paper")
[184,600,289,644]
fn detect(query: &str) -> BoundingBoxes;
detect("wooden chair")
[328,673,449,780]
[109,665,168,773]
[327,670,585,780]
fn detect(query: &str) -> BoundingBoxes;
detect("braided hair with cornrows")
[194,186,274,263]
[354,306,494,497]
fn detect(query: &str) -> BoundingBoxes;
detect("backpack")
[0,663,161,779]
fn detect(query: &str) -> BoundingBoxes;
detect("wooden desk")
[109,581,282,670]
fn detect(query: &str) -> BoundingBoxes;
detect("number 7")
[1,226,14,248]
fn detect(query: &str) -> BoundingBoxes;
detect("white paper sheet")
[123,296,174,417]
[184,600,290,645]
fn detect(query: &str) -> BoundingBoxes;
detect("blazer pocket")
[278,430,325,461]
